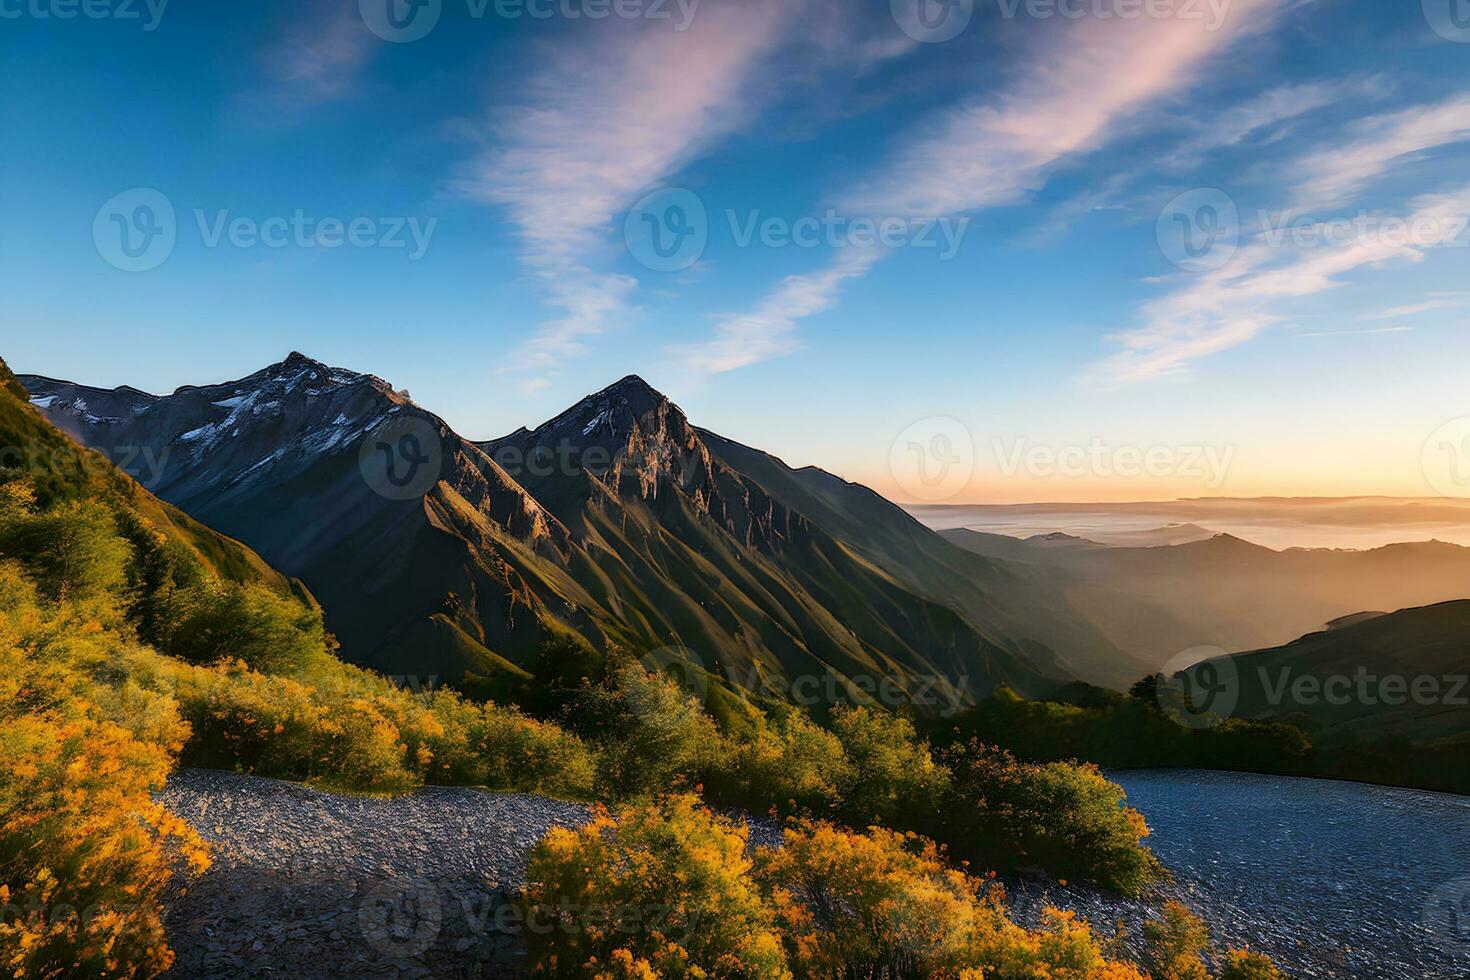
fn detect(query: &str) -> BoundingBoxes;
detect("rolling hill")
[943,528,1470,668]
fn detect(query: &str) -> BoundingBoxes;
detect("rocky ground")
[159,768,1463,979]
[158,769,591,978]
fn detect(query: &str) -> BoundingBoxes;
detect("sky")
[4,0,1470,504]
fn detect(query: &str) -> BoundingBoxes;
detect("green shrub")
[521,795,791,979]
[720,707,852,815]
[1143,901,1211,980]
[937,742,1163,896]
[1217,949,1286,979]
[830,706,949,826]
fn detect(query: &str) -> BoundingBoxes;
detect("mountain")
[943,528,1470,669]
[1188,600,1470,745]
[1,355,305,601]
[21,355,1141,706]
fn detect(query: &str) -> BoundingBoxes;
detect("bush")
[0,487,128,606]
[830,706,949,826]
[157,581,335,675]
[1218,949,1285,980]
[754,820,1148,980]
[755,820,984,976]
[0,598,209,979]
[717,707,852,816]
[1142,901,1211,980]
[521,795,791,979]
[937,742,1162,896]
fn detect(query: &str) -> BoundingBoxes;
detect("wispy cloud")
[674,246,883,374]
[1294,326,1413,338]
[1362,296,1470,320]
[842,0,1289,218]
[459,2,796,389]
[683,0,1292,375]
[1289,93,1470,209]
[263,0,377,102]
[1094,185,1470,383]
[1164,79,1360,169]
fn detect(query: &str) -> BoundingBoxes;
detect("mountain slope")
[1,356,304,600]
[944,528,1470,668]
[1190,600,1470,744]
[21,357,1132,706]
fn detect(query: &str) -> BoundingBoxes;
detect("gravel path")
[159,770,591,978]
[160,767,1470,978]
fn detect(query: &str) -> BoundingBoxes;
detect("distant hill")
[1190,600,1470,744]
[22,355,1145,706]
[943,528,1470,669]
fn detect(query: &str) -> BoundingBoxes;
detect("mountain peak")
[593,374,668,407]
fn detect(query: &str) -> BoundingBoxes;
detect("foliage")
[1217,949,1285,980]
[936,742,1163,897]
[521,795,791,979]
[0,569,210,979]
[1142,902,1211,980]
[715,707,852,816]
[829,706,950,827]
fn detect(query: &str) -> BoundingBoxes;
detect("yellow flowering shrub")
[521,795,791,979]
[755,820,1146,980]
[0,589,209,979]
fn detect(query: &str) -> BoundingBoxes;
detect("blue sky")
[4,0,1470,502]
